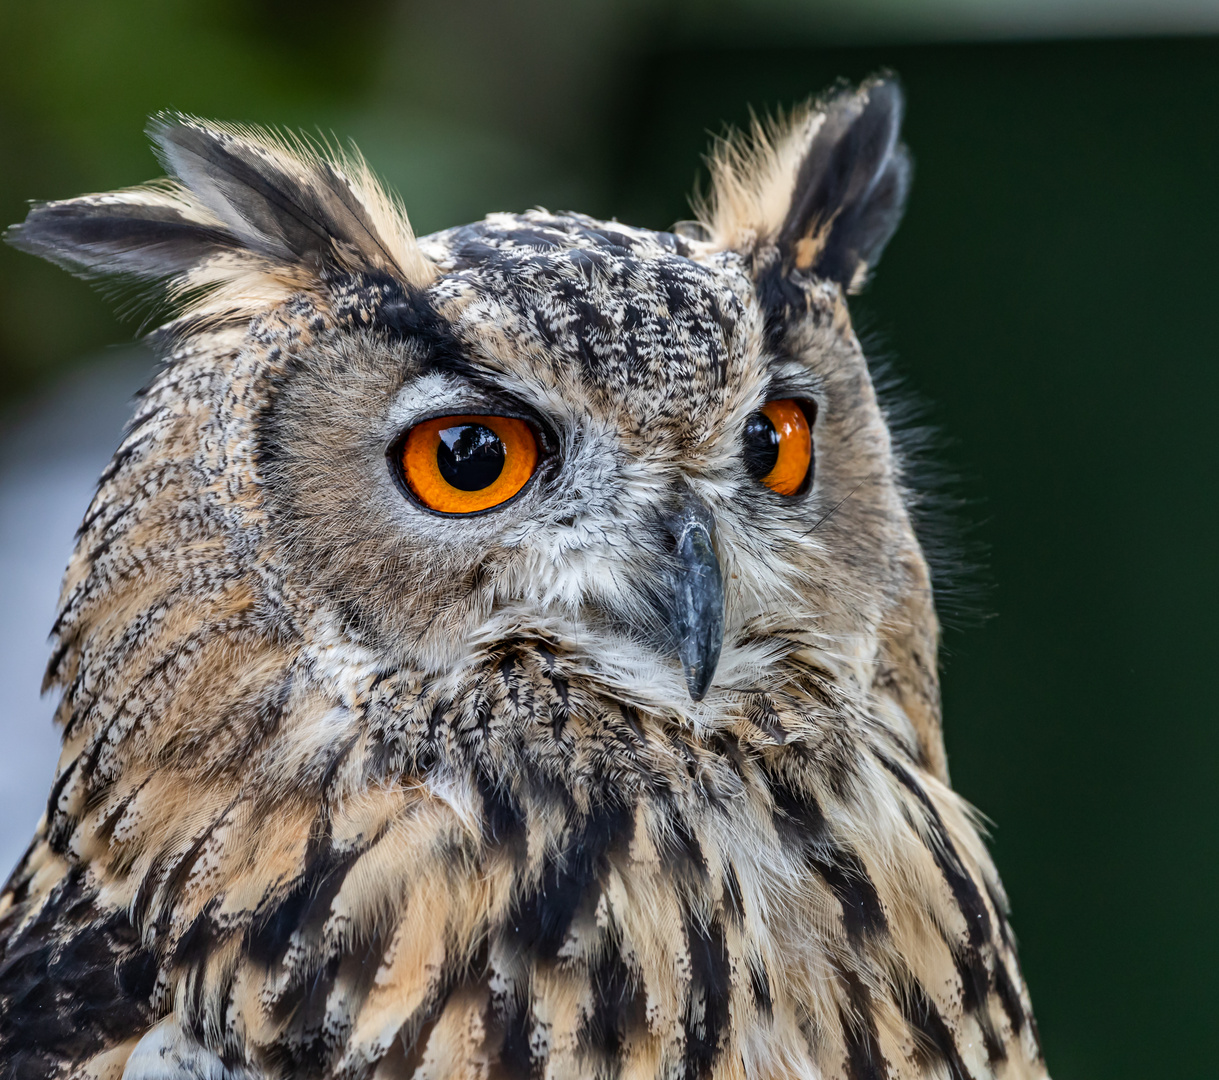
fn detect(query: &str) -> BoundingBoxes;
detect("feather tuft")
[694,77,910,292]
[4,113,436,329]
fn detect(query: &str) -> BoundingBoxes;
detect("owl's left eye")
[396,415,539,514]
[743,398,814,495]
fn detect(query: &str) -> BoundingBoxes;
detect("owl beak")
[667,498,724,702]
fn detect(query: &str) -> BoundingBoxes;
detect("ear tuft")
[5,183,241,286]
[5,114,435,326]
[146,115,435,285]
[697,77,910,293]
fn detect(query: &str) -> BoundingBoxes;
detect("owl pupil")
[436,424,505,490]
[742,412,780,478]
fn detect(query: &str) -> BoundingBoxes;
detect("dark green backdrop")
[608,39,1219,1078]
[2,15,1215,1076]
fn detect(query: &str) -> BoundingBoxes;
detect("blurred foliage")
[2,3,1217,1075]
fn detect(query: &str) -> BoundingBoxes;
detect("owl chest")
[391,781,859,1077]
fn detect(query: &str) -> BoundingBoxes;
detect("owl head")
[8,77,942,777]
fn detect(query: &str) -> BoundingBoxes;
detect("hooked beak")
[666,496,724,702]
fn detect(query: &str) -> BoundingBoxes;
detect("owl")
[0,78,1048,1080]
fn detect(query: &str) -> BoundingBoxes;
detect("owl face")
[257,209,903,713]
[9,77,935,740]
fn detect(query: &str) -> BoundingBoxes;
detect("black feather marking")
[768,774,887,944]
[721,863,745,929]
[390,1013,439,1080]
[581,943,647,1062]
[546,672,571,740]
[92,428,156,492]
[983,878,1015,952]
[681,912,731,1080]
[170,899,225,972]
[154,801,240,936]
[269,955,343,1071]
[753,255,811,347]
[245,835,363,970]
[43,636,74,688]
[953,941,1006,1065]
[665,812,710,890]
[0,845,38,912]
[360,274,489,387]
[901,980,975,1080]
[811,843,888,946]
[839,969,889,1080]
[477,769,528,863]
[505,798,633,961]
[317,732,359,797]
[489,986,535,1080]
[389,939,490,1076]
[992,956,1027,1038]
[879,758,993,949]
[0,870,157,1071]
[617,703,646,747]
[747,955,773,1019]
[746,694,788,744]
[878,757,1021,1050]
[42,757,79,829]
[266,921,394,1075]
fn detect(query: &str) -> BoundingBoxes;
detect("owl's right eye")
[395,414,540,515]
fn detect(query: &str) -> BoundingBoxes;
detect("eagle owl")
[0,79,1048,1080]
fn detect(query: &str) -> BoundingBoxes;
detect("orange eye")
[398,414,539,514]
[742,399,813,496]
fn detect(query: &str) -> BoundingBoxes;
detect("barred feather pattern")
[0,87,1047,1080]
[0,296,1041,1079]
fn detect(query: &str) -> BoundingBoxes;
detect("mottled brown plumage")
[0,79,1047,1080]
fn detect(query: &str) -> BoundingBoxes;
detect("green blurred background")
[2,2,1217,1076]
